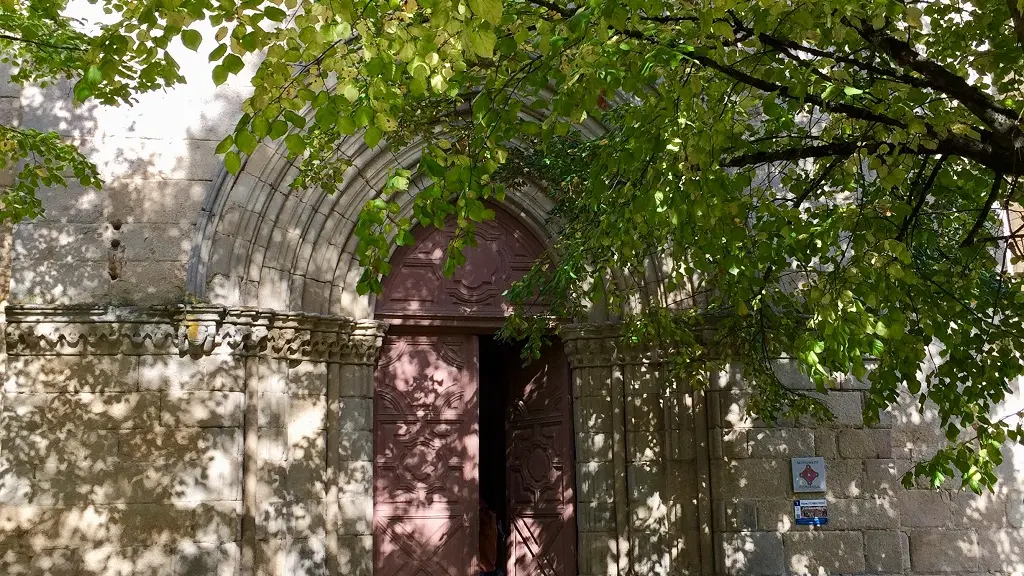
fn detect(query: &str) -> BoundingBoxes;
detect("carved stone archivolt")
[4,304,385,362]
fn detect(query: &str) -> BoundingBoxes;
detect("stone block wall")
[708,360,1024,576]
[1,19,251,307]
[0,305,382,576]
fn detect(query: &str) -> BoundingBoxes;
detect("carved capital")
[561,322,665,367]
[561,323,621,368]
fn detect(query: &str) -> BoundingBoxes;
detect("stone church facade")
[1,47,1024,576]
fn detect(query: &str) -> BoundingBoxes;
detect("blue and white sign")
[793,499,828,526]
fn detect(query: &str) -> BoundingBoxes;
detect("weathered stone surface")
[1006,489,1024,528]
[864,530,905,574]
[950,490,1006,530]
[838,428,892,458]
[715,499,758,531]
[6,355,139,393]
[899,490,951,528]
[814,430,838,459]
[161,391,245,428]
[863,459,905,496]
[747,428,814,458]
[822,391,865,427]
[784,531,865,575]
[712,459,790,499]
[825,458,866,498]
[909,529,979,573]
[717,531,785,576]
[577,396,614,434]
[978,528,1024,572]
[628,431,664,462]
[827,497,899,530]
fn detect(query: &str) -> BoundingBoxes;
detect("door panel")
[373,335,479,576]
[505,343,577,576]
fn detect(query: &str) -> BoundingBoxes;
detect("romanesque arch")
[177,117,702,576]
[186,129,560,319]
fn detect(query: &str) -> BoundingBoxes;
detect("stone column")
[217,310,382,576]
[563,326,630,576]
[564,324,707,576]
[327,325,382,576]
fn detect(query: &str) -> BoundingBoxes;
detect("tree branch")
[898,153,948,241]
[851,19,1021,138]
[0,32,85,52]
[962,173,1005,247]
[727,19,931,90]
[723,135,1023,176]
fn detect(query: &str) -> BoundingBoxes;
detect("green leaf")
[269,120,289,139]
[235,130,257,155]
[284,133,306,156]
[364,126,383,148]
[467,29,497,59]
[212,65,228,86]
[338,116,357,135]
[84,65,103,87]
[223,54,245,75]
[224,151,242,174]
[208,44,227,62]
[264,6,288,22]
[343,84,359,103]
[251,116,270,139]
[215,135,234,154]
[468,0,502,24]
[843,86,864,96]
[72,81,92,103]
[182,29,202,51]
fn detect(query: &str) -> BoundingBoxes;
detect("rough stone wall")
[708,360,1024,576]
[0,306,382,576]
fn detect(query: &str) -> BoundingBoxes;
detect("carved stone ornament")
[4,304,385,363]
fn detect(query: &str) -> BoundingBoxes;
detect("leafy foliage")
[10,0,1024,491]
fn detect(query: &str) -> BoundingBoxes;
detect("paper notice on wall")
[793,499,828,526]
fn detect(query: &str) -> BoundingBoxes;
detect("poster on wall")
[791,456,827,492]
[793,499,828,526]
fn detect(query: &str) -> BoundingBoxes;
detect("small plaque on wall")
[791,456,826,493]
[794,499,828,526]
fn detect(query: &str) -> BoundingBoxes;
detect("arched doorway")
[371,204,578,576]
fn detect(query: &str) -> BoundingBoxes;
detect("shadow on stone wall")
[708,359,1024,576]
[0,351,244,575]
[10,57,246,307]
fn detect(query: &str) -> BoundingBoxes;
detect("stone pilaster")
[563,325,630,576]
[563,324,707,576]
[327,332,381,576]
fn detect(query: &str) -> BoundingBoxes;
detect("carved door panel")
[373,335,479,576]
[505,343,577,576]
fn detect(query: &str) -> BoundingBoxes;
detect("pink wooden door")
[373,335,479,576]
[506,343,578,576]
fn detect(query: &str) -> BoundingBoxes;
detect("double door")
[372,334,577,576]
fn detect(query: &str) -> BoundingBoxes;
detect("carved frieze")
[4,304,385,362]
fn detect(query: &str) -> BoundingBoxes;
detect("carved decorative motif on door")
[373,335,479,576]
